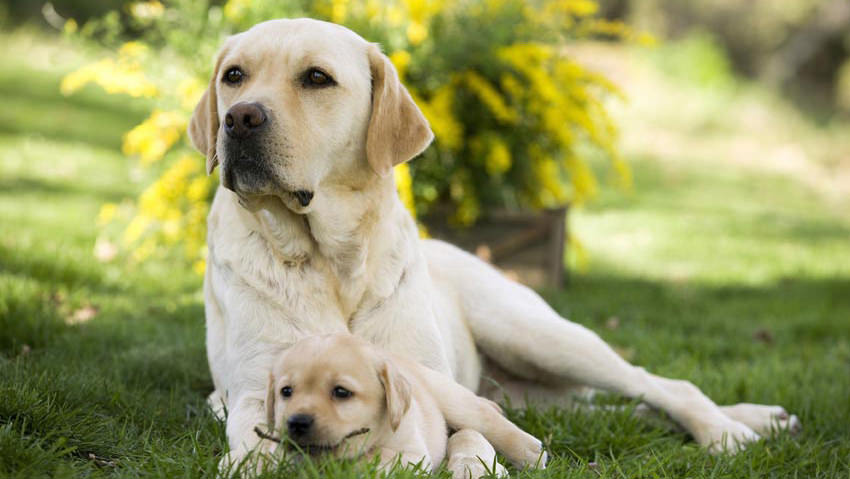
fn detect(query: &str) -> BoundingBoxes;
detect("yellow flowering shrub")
[63,0,637,271]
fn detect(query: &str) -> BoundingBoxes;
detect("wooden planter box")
[421,206,569,289]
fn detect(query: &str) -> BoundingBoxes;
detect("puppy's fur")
[190,18,799,473]
[264,334,545,475]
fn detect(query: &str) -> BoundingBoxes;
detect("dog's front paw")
[218,443,276,476]
[502,431,547,469]
[448,454,508,479]
[698,418,761,455]
[720,403,802,437]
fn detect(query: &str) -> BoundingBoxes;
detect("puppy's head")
[266,334,411,457]
[188,18,433,213]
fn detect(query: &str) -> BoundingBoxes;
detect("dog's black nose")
[287,414,314,436]
[224,102,267,139]
[293,190,314,207]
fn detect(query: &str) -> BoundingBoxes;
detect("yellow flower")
[123,215,152,246]
[128,1,164,21]
[565,155,598,203]
[386,5,405,25]
[63,18,77,34]
[484,138,512,176]
[122,110,187,165]
[406,21,428,45]
[331,0,348,23]
[187,176,212,202]
[61,55,157,98]
[390,50,412,79]
[193,259,207,275]
[559,0,598,17]
[223,0,251,22]
[414,84,462,151]
[118,41,149,59]
[97,203,119,226]
[463,71,518,124]
[177,77,205,111]
[394,163,416,217]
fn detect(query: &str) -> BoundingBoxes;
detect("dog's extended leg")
[428,243,795,453]
[402,358,546,468]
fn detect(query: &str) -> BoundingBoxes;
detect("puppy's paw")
[447,455,507,479]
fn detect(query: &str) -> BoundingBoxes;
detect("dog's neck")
[245,173,415,319]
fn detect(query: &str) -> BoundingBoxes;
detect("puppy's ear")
[377,359,411,431]
[188,49,227,175]
[365,44,434,177]
[265,372,277,432]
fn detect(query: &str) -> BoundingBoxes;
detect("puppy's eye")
[303,68,335,88]
[223,67,244,85]
[331,386,352,399]
[280,386,293,398]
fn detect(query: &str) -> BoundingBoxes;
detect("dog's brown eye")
[223,67,244,85]
[281,386,293,398]
[332,386,352,399]
[303,68,335,88]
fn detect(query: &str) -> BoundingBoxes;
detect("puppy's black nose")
[224,102,267,139]
[287,414,314,436]
[293,190,314,207]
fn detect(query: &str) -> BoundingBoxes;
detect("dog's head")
[188,18,433,213]
[265,334,411,457]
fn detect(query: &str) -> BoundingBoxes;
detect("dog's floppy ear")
[365,44,434,177]
[377,359,411,431]
[265,372,277,432]
[188,49,227,175]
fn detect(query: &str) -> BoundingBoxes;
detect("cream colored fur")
[190,18,800,476]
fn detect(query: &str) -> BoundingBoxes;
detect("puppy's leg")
[447,429,507,479]
[439,247,782,453]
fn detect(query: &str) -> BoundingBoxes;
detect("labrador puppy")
[189,18,799,473]
[261,334,545,476]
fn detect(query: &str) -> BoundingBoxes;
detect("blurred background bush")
[2,0,849,276]
[20,0,643,273]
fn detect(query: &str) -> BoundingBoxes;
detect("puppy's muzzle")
[287,413,314,437]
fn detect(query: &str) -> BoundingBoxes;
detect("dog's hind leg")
[427,242,777,453]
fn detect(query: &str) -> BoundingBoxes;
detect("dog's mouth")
[254,426,371,455]
[228,188,315,216]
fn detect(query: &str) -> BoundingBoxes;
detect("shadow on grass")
[0,176,129,203]
[0,66,149,150]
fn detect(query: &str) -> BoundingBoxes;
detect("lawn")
[1,31,849,478]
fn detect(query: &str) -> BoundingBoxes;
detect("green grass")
[1,31,849,478]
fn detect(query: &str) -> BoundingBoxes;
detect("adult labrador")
[189,18,799,470]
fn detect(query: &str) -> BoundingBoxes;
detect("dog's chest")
[209,229,349,339]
